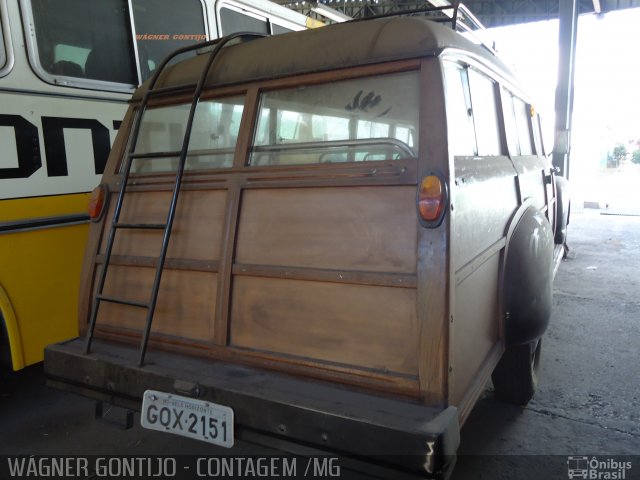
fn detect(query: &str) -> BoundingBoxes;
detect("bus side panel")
[0,87,123,368]
[0,92,123,200]
[0,196,89,367]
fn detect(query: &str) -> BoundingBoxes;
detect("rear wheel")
[491,339,541,405]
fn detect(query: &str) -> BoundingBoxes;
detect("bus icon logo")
[567,456,590,479]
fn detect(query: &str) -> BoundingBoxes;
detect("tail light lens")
[88,184,107,221]
[418,175,446,226]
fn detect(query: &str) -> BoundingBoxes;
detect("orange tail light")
[88,184,108,221]
[418,175,446,226]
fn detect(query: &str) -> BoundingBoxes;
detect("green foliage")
[613,144,628,162]
[608,144,628,168]
[632,150,640,165]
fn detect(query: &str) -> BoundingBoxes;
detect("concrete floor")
[1,209,638,479]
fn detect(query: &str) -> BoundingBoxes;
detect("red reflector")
[88,184,106,221]
[418,175,444,222]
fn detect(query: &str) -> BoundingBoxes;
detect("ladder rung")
[147,83,197,97]
[130,151,181,160]
[97,295,149,309]
[113,223,166,230]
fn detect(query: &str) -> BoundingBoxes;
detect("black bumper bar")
[45,338,459,478]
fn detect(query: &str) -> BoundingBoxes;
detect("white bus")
[0,0,314,371]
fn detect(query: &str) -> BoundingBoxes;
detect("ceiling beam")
[274,0,640,27]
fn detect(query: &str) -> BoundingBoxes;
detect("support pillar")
[552,0,579,179]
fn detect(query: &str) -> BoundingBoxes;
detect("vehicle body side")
[45,17,566,476]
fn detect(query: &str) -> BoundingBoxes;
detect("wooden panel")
[416,58,450,407]
[101,190,227,260]
[233,263,416,288]
[450,255,500,405]
[230,276,419,376]
[98,266,217,342]
[235,186,417,273]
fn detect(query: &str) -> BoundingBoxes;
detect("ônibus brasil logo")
[567,456,632,479]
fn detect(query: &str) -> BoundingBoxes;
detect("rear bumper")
[45,338,459,478]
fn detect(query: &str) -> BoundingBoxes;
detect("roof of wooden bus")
[132,16,514,100]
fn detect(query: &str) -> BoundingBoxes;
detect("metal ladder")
[84,32,266,366]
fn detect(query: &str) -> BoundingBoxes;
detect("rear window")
[130,96,245,173]
[250,71,419,166]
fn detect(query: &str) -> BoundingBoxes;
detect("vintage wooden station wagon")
[46,8,569,478]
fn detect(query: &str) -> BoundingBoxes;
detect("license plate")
[141,390,234,448]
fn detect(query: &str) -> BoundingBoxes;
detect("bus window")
[27,0,137,85]
[219,5,269,36]
[250,71,419,166]
[0,7,6,72]
[23,1,308,91]
[0,1,13,77]
[131,0,207,82]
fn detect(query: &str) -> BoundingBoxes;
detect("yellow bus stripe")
[0,193,90,223]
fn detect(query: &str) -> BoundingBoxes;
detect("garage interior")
[1,1,639,479]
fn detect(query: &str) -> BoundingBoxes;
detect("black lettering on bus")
[41,117,111,176]
[0,115,42,179]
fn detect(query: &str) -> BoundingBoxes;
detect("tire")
[491,339,541,405]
